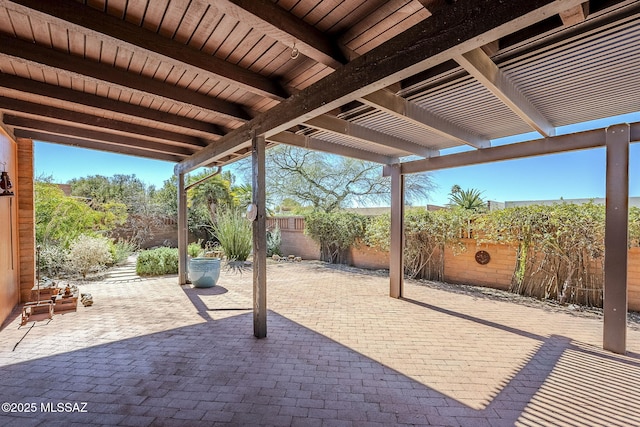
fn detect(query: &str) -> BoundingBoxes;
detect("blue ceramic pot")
[189,257,221,288]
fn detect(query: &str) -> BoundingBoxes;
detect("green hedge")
[136,247,179,276]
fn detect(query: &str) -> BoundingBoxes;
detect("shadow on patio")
[0,262,638,426]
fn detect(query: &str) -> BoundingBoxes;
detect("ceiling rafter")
[2,0,288,100]
[453,47,555,137]
[0,97,207,150]
[206,0,347,69]
[360,90,490,149]
[304,114,436,158]
[397,121,640,175]
[0,73,224,137]
[4,115,197,157]
[267,131,398,164]
[176,0,585,173]
[13,128,184,162]
[0,34,251,122]
[560,2,590,26]
[215,0,457,155]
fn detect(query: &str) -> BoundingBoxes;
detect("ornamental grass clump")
[213,208,252,262]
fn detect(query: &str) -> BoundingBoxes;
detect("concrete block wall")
[443,239,517,291]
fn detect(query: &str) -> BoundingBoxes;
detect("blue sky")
[34,112,639,206]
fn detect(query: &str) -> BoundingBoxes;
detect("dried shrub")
[67,235,113,279]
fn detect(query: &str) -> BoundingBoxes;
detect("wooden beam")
[560,2,589,26]
[252,131,267,338]
[0,97,207,149]
[389,164,404,299]
[360,90,490,149]
[176,0,586,174]
[0,73,224,137]
[4,0,287,100]
[13,129,183,162]
[399,122,640,175]
[0,34,251,122]
[603,124,629,354]
[268,131,397,164]
[453,48,555,137]
[207,0,347,69]
[6,116,195,156]
[305,115,436,158]
[177,172,188,286]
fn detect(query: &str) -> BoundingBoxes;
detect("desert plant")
[213,208,252,262]
[266,226,282,257]
[136,247,179,276]
[37,244,70,278]
[67,235,113,279]
[188,240,203,258]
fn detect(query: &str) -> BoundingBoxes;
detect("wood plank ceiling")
[0,0,638,169]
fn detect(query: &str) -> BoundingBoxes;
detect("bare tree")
[265,145,434,212]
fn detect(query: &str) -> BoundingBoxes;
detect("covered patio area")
[1,262,639,426]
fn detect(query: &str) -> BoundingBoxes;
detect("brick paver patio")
[0,261,638,426]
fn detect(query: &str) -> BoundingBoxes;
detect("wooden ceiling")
[0,0,638,171]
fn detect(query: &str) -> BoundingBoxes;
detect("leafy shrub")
[476,202,606,306]
[188,241,203,258]
[109,239,136,265]
[136,247,179,276]
[37,244,70,278]
[305,211,366,263]
[67,235,113,279]
[363,208,470,280]
[213,209,252,262]
[266,226,282,257]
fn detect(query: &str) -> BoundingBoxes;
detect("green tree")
[305,211,366,263]
[35,181,111,247]
[70,174,158,246]
[448,185,486,211]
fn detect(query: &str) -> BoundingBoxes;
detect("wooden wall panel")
[16,138,35,304]
[0,128,19,326]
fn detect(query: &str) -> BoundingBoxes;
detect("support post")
[389,164,404,298]
[177,172,188,285]
[603,124,629,354]
[252,131,267,338]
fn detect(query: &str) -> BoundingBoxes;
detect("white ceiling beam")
[268,131,397,164]
[305,115,437,158]
[453,47,555,137]
[360,90,490,149]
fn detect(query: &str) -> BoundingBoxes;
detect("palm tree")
[448,186,486,211]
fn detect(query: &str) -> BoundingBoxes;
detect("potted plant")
[189,241,222,288]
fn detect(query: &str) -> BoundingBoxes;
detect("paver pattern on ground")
[0,260,638,426]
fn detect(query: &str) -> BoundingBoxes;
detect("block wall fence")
[270,217,640,312]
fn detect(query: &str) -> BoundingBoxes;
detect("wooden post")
[252,131,267,338]
[389,164,404,298]
[177,172,188,285]
[603,124,629,354]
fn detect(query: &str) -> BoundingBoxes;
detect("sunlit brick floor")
[0,260,639,426]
